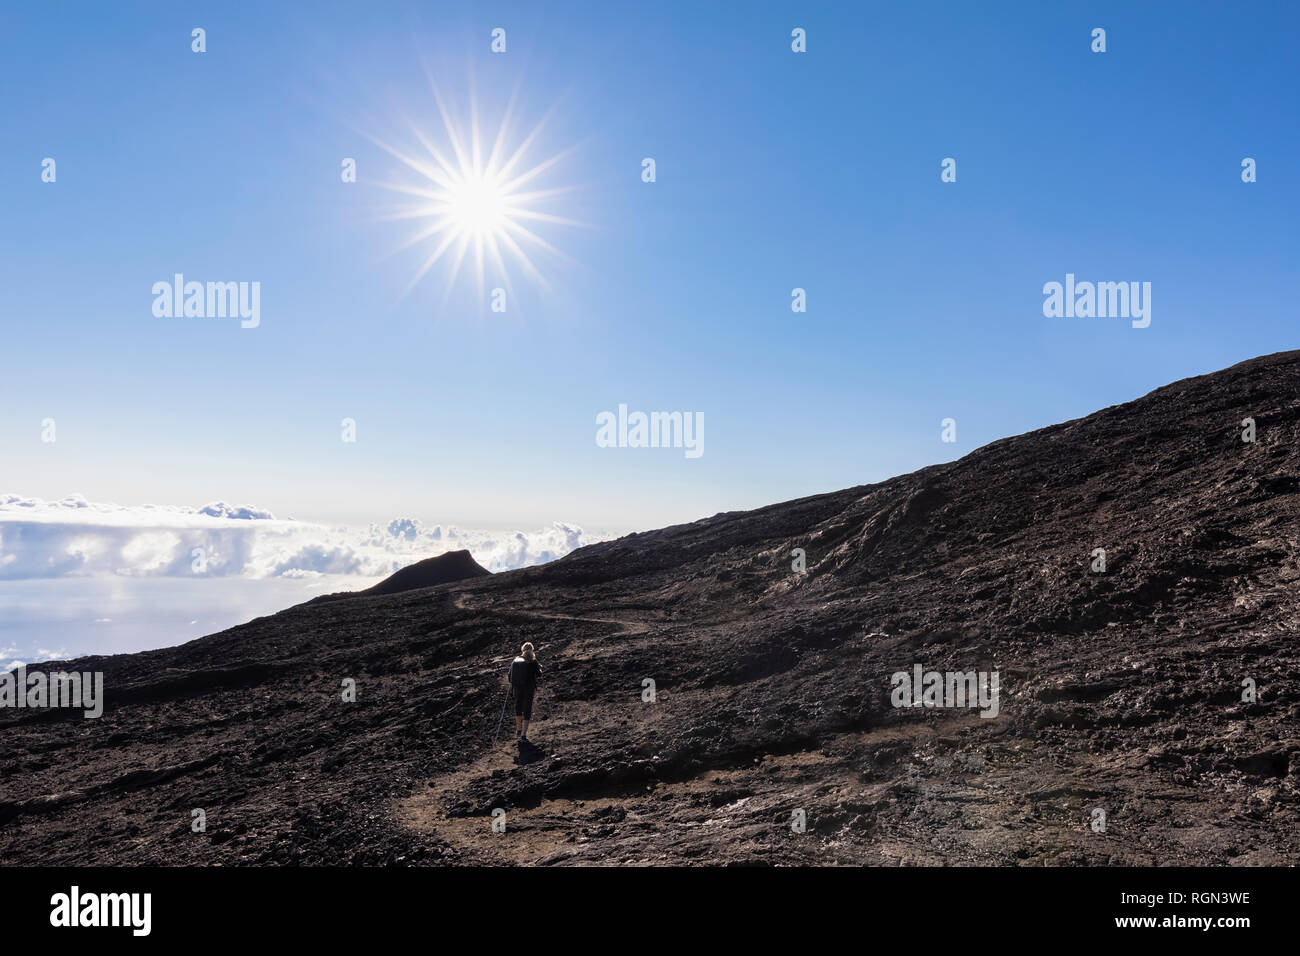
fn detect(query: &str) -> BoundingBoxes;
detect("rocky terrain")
[2,351,1298,866]
[309,549,490,603]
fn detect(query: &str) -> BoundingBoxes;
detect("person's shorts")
[513,686,535,720]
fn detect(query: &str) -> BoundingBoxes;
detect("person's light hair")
[520,642,535,661]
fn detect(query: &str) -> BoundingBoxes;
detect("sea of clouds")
[0,493,604,579]
[0,493,611,665]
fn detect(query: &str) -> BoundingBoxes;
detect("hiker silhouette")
[507,642,541,742]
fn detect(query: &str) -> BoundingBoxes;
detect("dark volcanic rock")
[3,351,1299,866]
[360,549,490,596]
[309,549,490,604]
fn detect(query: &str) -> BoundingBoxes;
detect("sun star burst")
[367,72,583,306]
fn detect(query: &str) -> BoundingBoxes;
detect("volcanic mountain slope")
[3,351,1299,866]
[364,549,490,595]
[309,549,491,604]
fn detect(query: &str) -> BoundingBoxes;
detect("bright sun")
[366,73,582,304]
[446,172,508,238]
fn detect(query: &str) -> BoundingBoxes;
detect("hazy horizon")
[0,344,1279,664]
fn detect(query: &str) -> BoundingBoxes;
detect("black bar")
[0,865,1277,941]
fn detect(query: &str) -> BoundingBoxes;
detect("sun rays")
[366,70,584,306]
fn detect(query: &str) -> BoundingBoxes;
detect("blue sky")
[2,0,1297,534]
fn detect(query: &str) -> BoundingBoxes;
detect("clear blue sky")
[2,1,1296,532]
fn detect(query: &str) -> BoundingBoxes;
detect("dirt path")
[453,590,652,635]
[395,693,1012,866]
[396,590,659,862]
[416,591,1040,865]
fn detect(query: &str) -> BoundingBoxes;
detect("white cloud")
[0,493,609,581]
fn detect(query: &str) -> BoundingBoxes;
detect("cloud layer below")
[0,493,607,581]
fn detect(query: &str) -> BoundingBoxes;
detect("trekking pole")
[493,686,512,740]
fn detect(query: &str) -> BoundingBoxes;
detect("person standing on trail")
[508,643,542,742]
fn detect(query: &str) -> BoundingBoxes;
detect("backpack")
[508,657,530,688]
